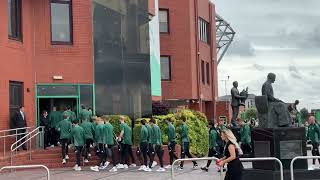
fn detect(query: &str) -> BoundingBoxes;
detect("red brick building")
[0,0,93,131]
[158,0,218,120]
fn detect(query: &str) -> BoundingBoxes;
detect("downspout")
[209,3,216,121]
[194,0,202,112]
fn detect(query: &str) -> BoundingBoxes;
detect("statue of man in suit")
[231,81,248,127]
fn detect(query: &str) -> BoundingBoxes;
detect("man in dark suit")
[13,106,27,150]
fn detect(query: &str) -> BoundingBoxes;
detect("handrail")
[10,126,44,152]
[240,157,284,180]
[290,156,320,180]
[0,126,33,134]
[0,126,34,158]
[171,157,222,180]
[0,165,50,180]
[10,126,44,166]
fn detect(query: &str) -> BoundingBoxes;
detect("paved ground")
[0,162,227,180]
[0,150,317,180]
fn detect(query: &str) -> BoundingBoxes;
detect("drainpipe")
[209,3,216,120]
[194,0,202,112]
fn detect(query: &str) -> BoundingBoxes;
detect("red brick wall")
[0,0,93,131]
[216,101,232,123]
[159,0,218,118]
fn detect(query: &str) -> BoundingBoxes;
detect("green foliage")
[103,115,131,135]
[244,108,258,120]
[300,108,309,123]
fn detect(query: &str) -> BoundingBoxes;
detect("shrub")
[152,101,170,115]
[244,108,258,120]
[104,115,132,136]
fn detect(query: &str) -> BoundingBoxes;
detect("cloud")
[252,64,265,71]
[227,38,256,57]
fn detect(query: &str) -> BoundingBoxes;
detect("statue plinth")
[252,127,307,170]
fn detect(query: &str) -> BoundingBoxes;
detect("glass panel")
[8,0,12,36]
[159,10,168,33]
[93,0,151,119]
[206,62,210,84]
[80,85,93,110]
[37,85,77,96]
[51,3,71,42]
[160,56,170,80]
[201,61,205,83]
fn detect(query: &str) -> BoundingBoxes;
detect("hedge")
[134,110,209,157]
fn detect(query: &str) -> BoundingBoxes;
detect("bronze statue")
[231,81,248,127]
[257,73,292,128]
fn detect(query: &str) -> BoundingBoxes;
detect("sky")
[214,0,320,111]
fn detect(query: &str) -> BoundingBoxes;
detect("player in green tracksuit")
[81,119,95,162]
[104,116,118,172]
[56,114,72,164]
[179,116,198,169]
[137,119,149,171]
[239,119,252,156]
[49,107,62,146]
[70,119,85,171]
[90,116,106,172]
[79,105,91,123]
[149,118,165,172]
[308,116,320,169]
[117,116,136,169]
[165,118,179,169]
[201,122,219,172]
[217,119,227,156]
[63,106,76,122]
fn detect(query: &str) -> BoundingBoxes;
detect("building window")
[9,81,23,128]
[159,9,169,33]
[206,62,210,84]
[198,18,209,43]
[50,0,73,44]
[201,60,205,84]
[161,56,171,80]
[8,0,22,41]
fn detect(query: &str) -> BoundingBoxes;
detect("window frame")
[50,0,73,45]
[160,55,171,81]
[201,60,205,84]
[8,0,23,41]
[159,8,169,34]
[198,18,210,44]
[206,62,210,85]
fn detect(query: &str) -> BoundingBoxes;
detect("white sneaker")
[117,164,124,169]
[156,168,165,172]
[65,155,70,160]
[138,165,146,171]
[73,164,78,170]
[152,161,157,168]
[124,164,129,169]
[316,165,320,169]
[99,165,107,170]
[165,165,172,169]
[50,145,55,148]
[143,167,152,172]
[62,159,66,164]
[88,153,92,157]
[109,167,118,172]
[130,163,137,168]
[84,159,89,163]
[75,166,82,171]
[90,166,100,172]
[105,161,110,168]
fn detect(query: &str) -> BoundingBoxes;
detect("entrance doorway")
[38,98,78,123]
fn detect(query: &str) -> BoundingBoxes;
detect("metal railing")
[10,126,44,166]
[171,157,223,180]
[0,165,50,180]
[240,157,284,180]
[290,156,320,180]
[0,126,33,158]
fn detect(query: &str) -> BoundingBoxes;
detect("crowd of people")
[37,105,249,180]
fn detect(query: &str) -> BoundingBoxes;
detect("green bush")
[103,115,131,136]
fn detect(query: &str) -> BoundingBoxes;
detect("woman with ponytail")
[217,129,243,180]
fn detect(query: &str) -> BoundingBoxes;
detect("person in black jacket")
[40,110,50,149]
[13,106,28,150]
